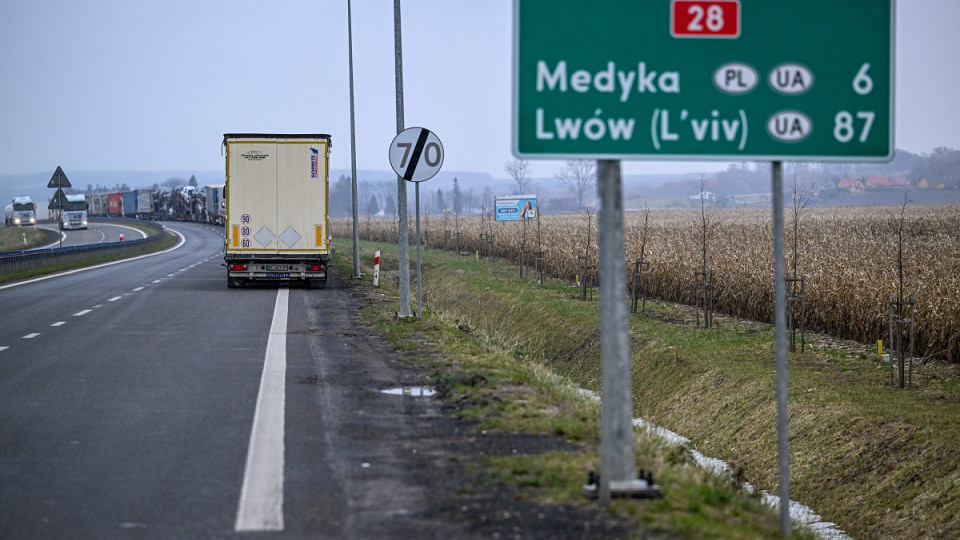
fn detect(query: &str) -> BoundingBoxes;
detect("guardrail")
[0,220,165,276]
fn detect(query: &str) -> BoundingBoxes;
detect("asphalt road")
[0,221,458,539]
[34,220,146,249]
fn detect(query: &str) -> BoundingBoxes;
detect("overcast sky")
[1,1,957,180]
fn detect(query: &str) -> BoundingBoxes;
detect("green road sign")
[513,0,894,161]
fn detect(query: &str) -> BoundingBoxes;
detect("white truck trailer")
[222,133,332,289]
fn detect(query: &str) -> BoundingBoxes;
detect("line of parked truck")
[81,185,226,225]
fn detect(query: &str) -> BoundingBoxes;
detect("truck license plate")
[265,265,290,271]
[265,272,290,278]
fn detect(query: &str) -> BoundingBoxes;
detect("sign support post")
[771,160,791,536]
[596,159,637,503]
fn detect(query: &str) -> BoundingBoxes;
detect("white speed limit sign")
[389,127,443,182]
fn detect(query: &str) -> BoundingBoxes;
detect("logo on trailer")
[310,147,320,178]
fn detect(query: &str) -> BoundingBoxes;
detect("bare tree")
[555,159,596,209]
[504,159,532,194]
[789,173,808,278]
[895,190,912,305]
[787,173,808,352]
[889,190,914,388]
[695,174,717,328]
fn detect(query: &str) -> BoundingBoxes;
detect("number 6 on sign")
[389,127,444,183]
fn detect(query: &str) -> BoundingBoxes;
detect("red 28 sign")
[671,0,740,38]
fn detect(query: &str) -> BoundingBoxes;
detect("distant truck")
[222,133,332,288]
[204,184,226,226]
[60,194,89,230]
[107,192,123,217]
[121,190,154,219]
[4,196,38,227]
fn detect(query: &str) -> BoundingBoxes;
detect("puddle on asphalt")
[380,386,436,397]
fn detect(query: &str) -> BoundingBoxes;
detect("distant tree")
[330,175,353,217]
[435,188,446,214]
[385,194,397,217]
[452,177,463,215]
[367,194,380,216]
[504,159,532,194]
[188,175,198,187]
[556,159,596,209]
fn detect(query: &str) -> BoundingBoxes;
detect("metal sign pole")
[772,160,791,537]
[596,159,635,504]
[347,0,361,279]
[416,182,422,319]
[393,0,412,317]
[57,171,63,249]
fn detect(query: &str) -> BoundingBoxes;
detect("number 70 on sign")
[389,127,444,183]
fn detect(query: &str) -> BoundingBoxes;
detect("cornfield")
[333,204,960,363]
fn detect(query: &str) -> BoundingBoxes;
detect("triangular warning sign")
[48,188,69,210]
[47,166,72,188]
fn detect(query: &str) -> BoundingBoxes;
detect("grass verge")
[0,226,59,251]
[331,239,832,540]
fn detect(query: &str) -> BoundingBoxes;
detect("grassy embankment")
[0,222,178,285]
[330,238,959,540]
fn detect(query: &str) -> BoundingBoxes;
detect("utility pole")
[393,0,411,317]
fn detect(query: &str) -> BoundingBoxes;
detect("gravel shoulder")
[297,268,646,540]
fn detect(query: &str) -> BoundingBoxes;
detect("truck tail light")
[229,263,248,271]
[309,264,325,272]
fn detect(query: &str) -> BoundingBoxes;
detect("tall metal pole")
[772,160,791,537]
[596,159,635,504]
[347,0,361,279]
[393,0,412,317]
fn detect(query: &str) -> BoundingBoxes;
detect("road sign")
[389,127,444,182]
[47,166,72,188]
[48,188,69,210]
[513,0,894,161]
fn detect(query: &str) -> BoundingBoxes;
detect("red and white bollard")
[373,251,380,287]
[119,233,124,242]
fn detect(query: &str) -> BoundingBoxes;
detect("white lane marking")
[152,279,162,284]
[51,322,66,327]
[23,333,40,339]
[108,296,123,302]
[92,304,104,309]
[235,288,289,532]
[0,229,185,290]
[74,310,92,317]
[133,287,145,292]
[0,346,8,352]
[167,273,176,277]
